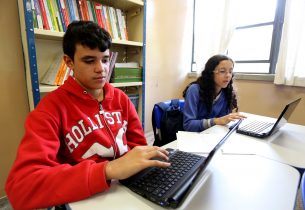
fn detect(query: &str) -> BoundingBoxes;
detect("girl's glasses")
[214,68,233,76]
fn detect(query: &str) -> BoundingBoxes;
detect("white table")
[219,113,305,168]
[69,141,300,210]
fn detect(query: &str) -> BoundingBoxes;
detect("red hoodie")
[5,76,147,210]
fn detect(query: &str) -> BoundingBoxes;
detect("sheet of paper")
[177,131,224,154]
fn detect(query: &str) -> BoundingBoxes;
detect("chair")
[48,204,70,210]
[152,99,184,146]
[301,172,305,209]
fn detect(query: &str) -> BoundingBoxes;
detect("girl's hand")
[214,112,246,125]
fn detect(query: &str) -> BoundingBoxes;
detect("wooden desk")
[69,143,299,210]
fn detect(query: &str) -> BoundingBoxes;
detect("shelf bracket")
[21,0,41,108]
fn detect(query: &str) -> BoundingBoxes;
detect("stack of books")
[111,62,142,83]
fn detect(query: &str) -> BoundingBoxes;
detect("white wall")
[0,1,29,196]
[145,0,194,132]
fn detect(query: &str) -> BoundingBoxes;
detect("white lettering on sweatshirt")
[64,111,127,158]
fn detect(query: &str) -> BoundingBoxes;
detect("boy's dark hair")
[63,21,112,60]
[183,54,238,113]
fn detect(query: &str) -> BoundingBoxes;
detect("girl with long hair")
[182,54,245,132]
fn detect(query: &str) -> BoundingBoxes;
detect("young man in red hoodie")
[5,21,170,210]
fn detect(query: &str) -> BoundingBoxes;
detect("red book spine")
[38,0,50,30]
[76,0,84,20]
[93,2,103,28]
[59,0,70,28]
[81,0,90,21]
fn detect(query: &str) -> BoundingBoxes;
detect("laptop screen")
[270,98,301,134]
[204,119,242,166]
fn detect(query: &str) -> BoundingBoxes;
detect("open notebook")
[120,120,242,208]
[236,98,301,138]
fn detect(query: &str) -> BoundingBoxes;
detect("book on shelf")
[111,62,142,83]
[57,0,70,29]
[107,6,119,40]
[88,1,98,23]
[86,0,95,22]
[111,73,142,83]
[102,5,113,37]
[76,0,84,20]
[115,8,126,40]
[107,51,118,82]
[79,0,90,21]
[51,0,64,32]
[46,0,60,31]
[37,0,50,30]
[31,0,38,29]
[54,61,66,85]
[55,0,66,31]
[42,0,55,31]
[71,0,80,20]
[40,55,72,86]
[32,0,42,29]
[40,54,62,85]
[31,0,130,41]
[111,6,121,39]
[100,4,107,31]
[115,62,139,68]
[65,0,76,22]
[121,12,128,40]
[93,2,103,28]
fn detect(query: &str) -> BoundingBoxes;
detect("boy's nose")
[96,61,106,72]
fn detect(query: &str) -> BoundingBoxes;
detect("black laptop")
[120,120,242,208]
[236,98,301,138]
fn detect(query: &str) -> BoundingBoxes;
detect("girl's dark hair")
[183,54,238,113]
[63,21,112,60]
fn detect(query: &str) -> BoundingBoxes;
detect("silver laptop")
[236,98,301,138]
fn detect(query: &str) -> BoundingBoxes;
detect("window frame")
[190,0,286,77]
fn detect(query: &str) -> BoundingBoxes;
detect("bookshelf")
[17,0,146,126]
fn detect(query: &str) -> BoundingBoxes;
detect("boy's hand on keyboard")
[105,146,171,180]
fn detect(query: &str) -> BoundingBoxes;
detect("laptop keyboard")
[129,150,203,198]
[240,121,273,133]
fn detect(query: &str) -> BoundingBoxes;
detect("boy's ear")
[63,55,74,69]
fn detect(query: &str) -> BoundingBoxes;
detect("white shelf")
[39,85,59,93]
[103,0,144,11]
[39,82,142,93]
[111,82,143,87]
[34,29,64,40]
[113,39,143,47]
[34,29,143,47]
